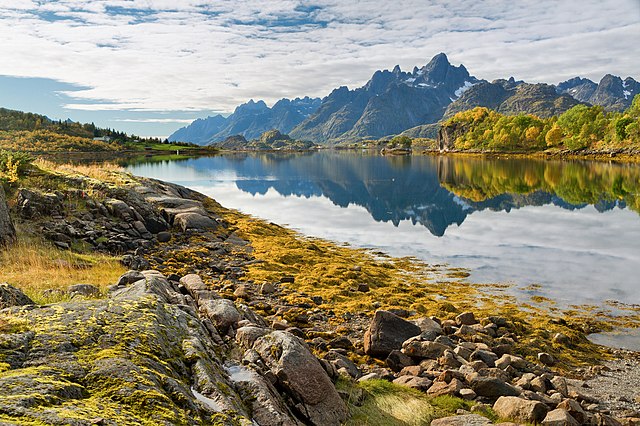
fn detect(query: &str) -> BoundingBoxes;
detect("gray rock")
[200,299,241,335]
[552,332,570,345]
[538,352,555,366]
[17,188,63,219]
[493,396,548,424]
[116,270,146,287]
[470,376,520,398]
[402,340,449,359]
[132,220,152,239]
[174,212,218,232]
[225,364,304,426]
[386,349,414,372]
[260,282,276,294]
[459,388,477,400]
[550,376,569,397]
[542,408,579,426]
[363,310,421,358]
[157,231,171,242]
[471,349,498,367]
[431,414,493,426]
[0,282,34,308]
[67,284,100,297]
[324,351,360,379]
[104,198,135,222]
[236,326,270,349]
[413,317,442,334]
[253,331,349,426]
[0,186,15,245]
[556,399,587,424]
[0,273,263,424]
[392,375,433,391]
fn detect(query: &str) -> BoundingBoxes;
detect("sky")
[0,0,639,138]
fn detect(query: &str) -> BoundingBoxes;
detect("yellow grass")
[32,158,128,185]
[0,234,126,304]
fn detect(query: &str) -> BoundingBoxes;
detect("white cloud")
[0,0,638,113]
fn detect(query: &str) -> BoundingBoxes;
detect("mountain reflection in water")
[125,151,640,306]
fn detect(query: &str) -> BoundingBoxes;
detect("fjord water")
[126,152,640,307]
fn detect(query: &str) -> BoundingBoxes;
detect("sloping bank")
[0,162,639,425]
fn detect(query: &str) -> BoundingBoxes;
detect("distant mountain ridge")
[169,54,638,145]
[169,97,321,145]
[557,74,639,112]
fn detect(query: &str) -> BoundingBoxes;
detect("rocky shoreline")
[1,165,639,425]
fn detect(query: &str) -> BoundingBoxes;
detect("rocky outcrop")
[16,188,64,219]
[437,121,467,152]
[0,185,15,245]
[0,270,345,425]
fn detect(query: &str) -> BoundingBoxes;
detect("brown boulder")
[493,396,548,424]
[364,310,421,358]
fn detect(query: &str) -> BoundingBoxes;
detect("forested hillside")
[439,95,640,153]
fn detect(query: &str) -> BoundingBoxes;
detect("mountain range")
[169,53,638,145]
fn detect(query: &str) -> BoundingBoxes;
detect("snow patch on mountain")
[454,81,475,98]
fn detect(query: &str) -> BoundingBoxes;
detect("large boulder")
[174,212,218,232]
[0,282,34,309]
[253,331,348,426]
[471,376,520,398]
[493,396,548,424]
[364,310,421,358]
[0,186,15,245]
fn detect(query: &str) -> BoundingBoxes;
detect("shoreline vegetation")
[0,159,639,424]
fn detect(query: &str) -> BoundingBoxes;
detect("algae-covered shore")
[1,161,639,425]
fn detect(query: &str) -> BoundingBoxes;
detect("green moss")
[339,378,436,426]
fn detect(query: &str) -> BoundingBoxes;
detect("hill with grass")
[0,107,207,153]
[437,94,640,154]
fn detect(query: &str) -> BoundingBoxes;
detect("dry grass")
[32,158,129,185]
[0,234,126,304]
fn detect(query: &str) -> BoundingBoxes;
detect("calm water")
[125,151,640,307]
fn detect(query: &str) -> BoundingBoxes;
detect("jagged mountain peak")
[234,99,268,113]
[557,72,638,110]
